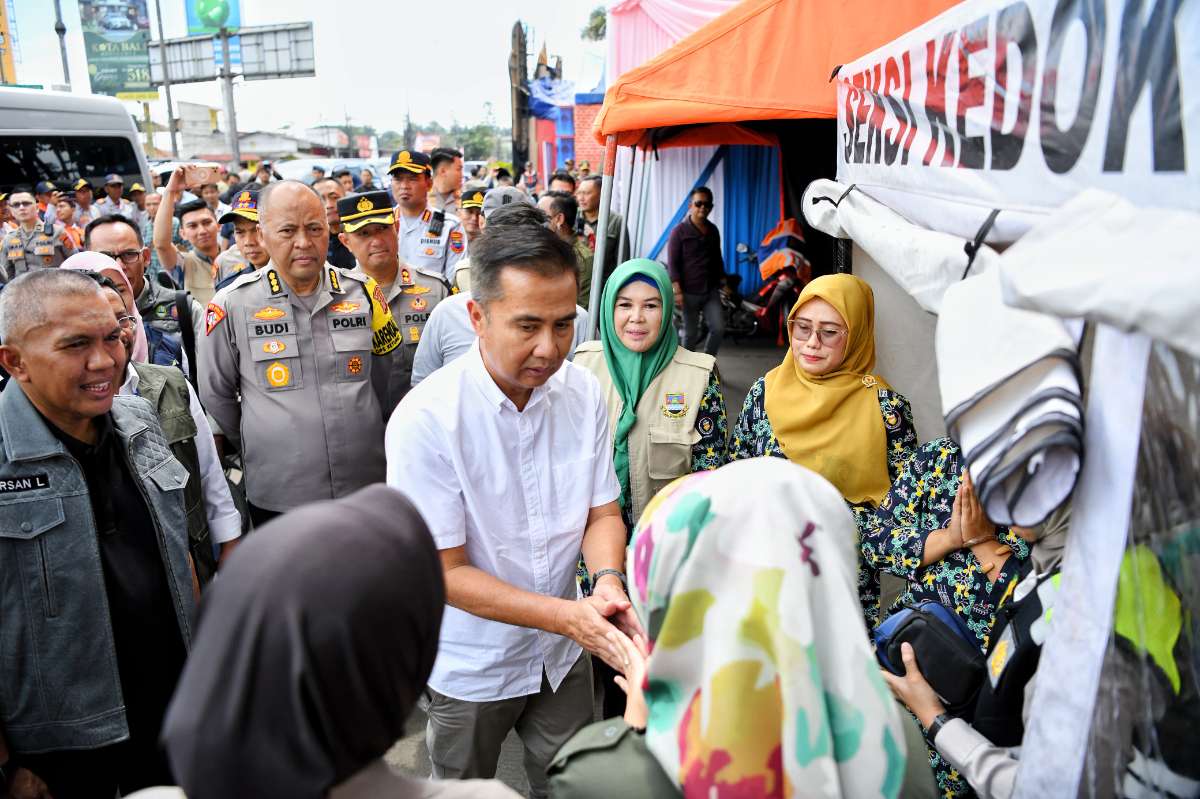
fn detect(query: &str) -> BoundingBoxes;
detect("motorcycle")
[674,219,809,347]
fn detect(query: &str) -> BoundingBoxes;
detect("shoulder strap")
[175,291,197,387]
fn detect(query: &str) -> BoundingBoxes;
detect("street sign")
[211,34,241,70]
[238,23,314,81]
[148,33,218,84]
[148,23,313,85]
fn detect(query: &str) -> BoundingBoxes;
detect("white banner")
[835,0,1199,243]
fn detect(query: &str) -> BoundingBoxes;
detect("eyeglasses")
[116,314,138,332]
[97,249,143,265]
[789,320,846,347]
[8,200,33,208]
[692,201,712,209]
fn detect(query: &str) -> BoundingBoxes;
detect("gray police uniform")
[0,221,78,282]
[396,206,468,284]
[348,262,450,413]
[214,245,253,286]
[198,263,403,512]
[94,196,138,220]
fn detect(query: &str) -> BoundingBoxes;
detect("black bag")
[875,601,985,715]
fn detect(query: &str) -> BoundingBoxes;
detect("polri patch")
[0,473,49,493]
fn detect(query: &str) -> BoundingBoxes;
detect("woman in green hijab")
[574,258,728,534]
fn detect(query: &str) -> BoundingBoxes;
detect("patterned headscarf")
[628,459,909,798]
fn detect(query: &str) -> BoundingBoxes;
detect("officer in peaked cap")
[388,149,468,284]
[336,189,450,411]
[213,189,270,290]
[446,188,486,292]
[199,180,405,525]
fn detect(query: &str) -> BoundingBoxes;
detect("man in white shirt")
[385,222,638,798]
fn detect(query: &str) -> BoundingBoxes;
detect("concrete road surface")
[385,337,787,795]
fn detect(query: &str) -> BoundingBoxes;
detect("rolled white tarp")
[803,178,999,314]
[937,268,1083,527]
[999,189,1200,361]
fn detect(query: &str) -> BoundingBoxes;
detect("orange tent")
[595,0,961,147]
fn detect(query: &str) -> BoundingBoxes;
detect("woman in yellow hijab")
[729,273,917,626]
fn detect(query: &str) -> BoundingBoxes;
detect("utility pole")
[142,102,154,153]
[219,27,240,165]
[52,0,70,90]
[152,0,178,157]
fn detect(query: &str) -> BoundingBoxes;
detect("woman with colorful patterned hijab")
[549,458,934,798]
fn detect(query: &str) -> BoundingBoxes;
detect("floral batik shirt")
[728,375,918,626]
[861,436,1030,799]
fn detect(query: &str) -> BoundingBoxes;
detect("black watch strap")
[591,568,627,592]
[926,713,951,743]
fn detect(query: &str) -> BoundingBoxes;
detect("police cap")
[220,189,260,224]
[337,190,395,233]
[460,189,485,210]
[73,178,92,192]
[387,150,431,176]
[35,181,57,195]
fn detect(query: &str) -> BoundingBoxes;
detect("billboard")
[185,0,241,35]
[78,0,158,100]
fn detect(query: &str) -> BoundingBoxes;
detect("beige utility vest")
[574,341,715,522]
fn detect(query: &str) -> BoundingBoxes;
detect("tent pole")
[618,147,637,265]
[634,151,653,254]
[587,135,618,336]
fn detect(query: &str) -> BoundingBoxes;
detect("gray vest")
[131,361,215,583]
[0,387,195,753]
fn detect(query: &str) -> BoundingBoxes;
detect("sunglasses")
[9,200,34,208]
[693,201,712,209]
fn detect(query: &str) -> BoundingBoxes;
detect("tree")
[581,6,605,41]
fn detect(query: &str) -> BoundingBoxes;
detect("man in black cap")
[95,174,137,221]
[337,190,450,411]
[213,189,270,290]
[73,179,98,227]
[446,188,486,292]
[34,181,58,224]
[388,150,467,283]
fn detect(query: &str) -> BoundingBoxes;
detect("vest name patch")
[0,474,49,493]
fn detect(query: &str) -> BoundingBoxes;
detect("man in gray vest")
[0,269,195,798]
[199,181,404,526]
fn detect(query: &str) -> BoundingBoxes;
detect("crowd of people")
[0,143,1182,799]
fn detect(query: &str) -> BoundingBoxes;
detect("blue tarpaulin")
[721,145,780,293]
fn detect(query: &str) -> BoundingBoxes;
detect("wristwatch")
[926,712,952,743]
[591,568,628,593]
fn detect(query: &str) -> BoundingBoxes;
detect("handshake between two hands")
[557,579,651,728]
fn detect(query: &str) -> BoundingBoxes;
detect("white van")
[0,88,151,191]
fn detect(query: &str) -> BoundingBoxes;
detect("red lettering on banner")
[956,15,990,169]
[923,33,957,167]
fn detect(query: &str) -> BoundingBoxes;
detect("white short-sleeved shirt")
[385,342,619,702]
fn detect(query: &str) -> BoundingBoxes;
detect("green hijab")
[600,259,679,510]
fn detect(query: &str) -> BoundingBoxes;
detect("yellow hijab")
[763,274,892,505]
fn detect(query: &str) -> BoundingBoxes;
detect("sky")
[9,0,607,134]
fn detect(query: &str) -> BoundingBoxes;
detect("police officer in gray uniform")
[199,181,403,525]
[0,188,78,282]
[388,149,468,284]
[336,190,450,412]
